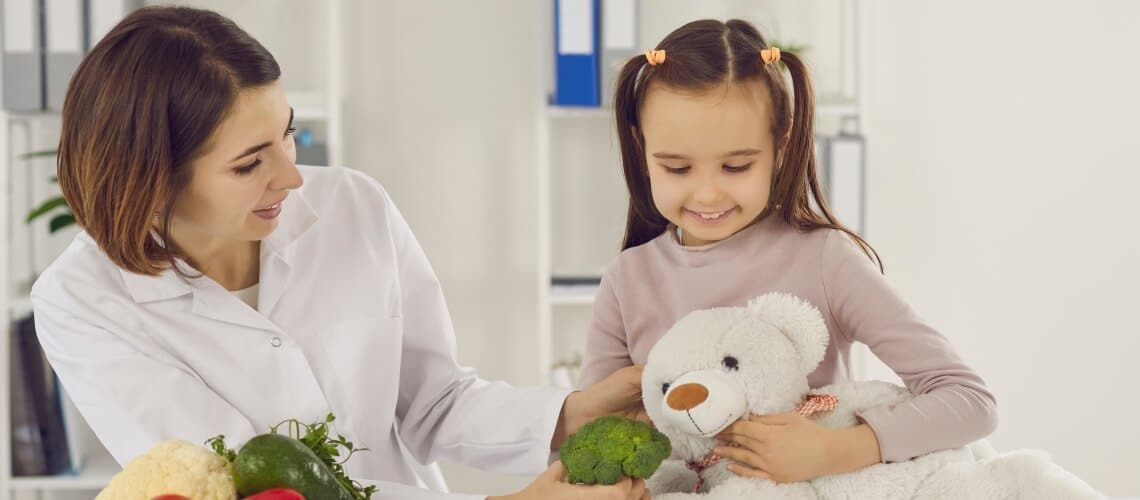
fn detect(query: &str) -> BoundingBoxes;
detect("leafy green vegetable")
[207,413,377,499]
[559,415,672,485]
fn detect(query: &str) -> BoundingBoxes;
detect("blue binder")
[554,0,600,107]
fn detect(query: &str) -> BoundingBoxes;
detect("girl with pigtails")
[579,18,997,486]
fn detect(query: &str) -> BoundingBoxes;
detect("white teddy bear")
[642,292,1104,500]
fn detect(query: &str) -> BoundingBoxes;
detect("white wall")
[340,1,542,495]
[861,1,1140,496]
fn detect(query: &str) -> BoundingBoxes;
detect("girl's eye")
[662,165,690,174]
[234,159,261,175]
[661,382,671,395]
[724,163,752,173]
[285,126,297,138]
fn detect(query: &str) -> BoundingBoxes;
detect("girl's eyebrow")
[652,148,763,160]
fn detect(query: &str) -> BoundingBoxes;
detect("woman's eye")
[285,126,297,138]
[661,382,671,395]
[662,165,690,175]
[234,159,261,175]
[722,356,740,371]
[723,163,752,173]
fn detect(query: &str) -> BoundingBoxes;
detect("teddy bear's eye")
[722,356,740,371]
[661,382,671,395]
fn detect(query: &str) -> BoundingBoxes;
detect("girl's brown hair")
[613,19,880,270]
[57,6,280,276]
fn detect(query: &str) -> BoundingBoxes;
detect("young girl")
[578,18,997,484]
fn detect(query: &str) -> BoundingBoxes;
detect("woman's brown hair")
[613,19,880,270]
[57,6,280,275]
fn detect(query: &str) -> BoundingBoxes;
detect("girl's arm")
[820,230,998,463]
[578,271,635,387]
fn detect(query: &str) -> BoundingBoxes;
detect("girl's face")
[168,82,303,251]
[640,80,777,246]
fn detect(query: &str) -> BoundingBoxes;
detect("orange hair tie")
[760,47,781,65]
[645,49,666,66]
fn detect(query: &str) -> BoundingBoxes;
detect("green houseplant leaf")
[26,197,68,223]
[18,149,60,160]
[49,213,76,233]
[21,148,77,234]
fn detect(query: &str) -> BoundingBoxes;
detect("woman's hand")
[714,413,882,483]
[489,461,650,500]
[552,365,648,449]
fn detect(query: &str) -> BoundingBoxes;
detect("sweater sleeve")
[820,230,998,462]
[577,269,633,388]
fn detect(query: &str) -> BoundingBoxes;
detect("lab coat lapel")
[189,283,281,332]
[119,261,279,332]
[257,190,317,317]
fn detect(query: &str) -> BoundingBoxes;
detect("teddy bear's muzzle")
[660,370,748,437]
[666,383,709,411]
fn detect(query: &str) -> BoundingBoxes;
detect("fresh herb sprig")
[206,434,236,463]
[271,413,377,499]
[206,413,377,499]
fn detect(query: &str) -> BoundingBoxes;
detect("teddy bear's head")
[641,293,829,459]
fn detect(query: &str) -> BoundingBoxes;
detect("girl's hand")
[553,365,648,449]
[490,461,650,500]
[714,413,880,483]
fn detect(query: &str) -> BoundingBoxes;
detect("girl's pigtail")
[616,54,669,250]
[777,50,882,271]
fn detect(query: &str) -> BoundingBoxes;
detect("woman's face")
[168,82,302,249]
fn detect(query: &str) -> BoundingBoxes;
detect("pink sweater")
[579,215,997,462]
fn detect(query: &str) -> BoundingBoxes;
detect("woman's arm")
[367,177,570,475]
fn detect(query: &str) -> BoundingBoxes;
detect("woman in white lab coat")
[31,6,649,500]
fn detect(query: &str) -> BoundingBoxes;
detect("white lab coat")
[31,166,570,500]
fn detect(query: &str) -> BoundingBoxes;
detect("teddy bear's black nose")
[666,383,709,411]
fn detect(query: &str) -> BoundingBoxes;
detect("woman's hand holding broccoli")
[488,366,657,500]
[552,365,649,450]
[489,461,650,500]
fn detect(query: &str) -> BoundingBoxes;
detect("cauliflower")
[559,415,672,485]
[96,440,237,500]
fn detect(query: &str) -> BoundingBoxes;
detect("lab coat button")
[270,337,283,348]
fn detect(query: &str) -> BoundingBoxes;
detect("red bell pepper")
[243,488,306,500]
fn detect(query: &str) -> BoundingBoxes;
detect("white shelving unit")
[0,110,95,500]
[0,2,343,499]
[535,0,868,389]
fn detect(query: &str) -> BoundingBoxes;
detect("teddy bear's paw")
[647,460,698,496]
[711,476,819,499]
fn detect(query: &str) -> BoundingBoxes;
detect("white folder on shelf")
[600,0,636,108]
[2,0,45,111]
[86,0,140,49]
[44,0,84,110]
[823,131,866,235]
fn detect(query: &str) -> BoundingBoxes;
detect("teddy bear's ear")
[747,293,829,372]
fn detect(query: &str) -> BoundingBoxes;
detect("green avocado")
[232,433,355,500]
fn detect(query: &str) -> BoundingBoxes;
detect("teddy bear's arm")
[810,380,911,430]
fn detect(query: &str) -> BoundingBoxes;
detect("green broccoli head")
[559,415,672,485]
